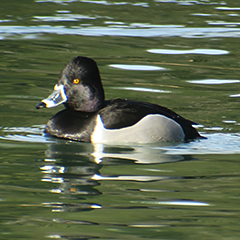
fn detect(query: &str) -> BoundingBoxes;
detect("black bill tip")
[36,102,46,109]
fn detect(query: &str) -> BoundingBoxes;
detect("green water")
[1,0,240,239]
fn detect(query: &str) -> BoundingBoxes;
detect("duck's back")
[96,99,201,143]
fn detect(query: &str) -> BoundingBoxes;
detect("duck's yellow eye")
[73,78,80,84]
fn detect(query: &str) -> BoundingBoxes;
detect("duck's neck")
[81,97,105,112]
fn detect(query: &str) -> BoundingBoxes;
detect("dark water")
[1,0,240,239]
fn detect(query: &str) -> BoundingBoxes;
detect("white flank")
[91,114,185,144]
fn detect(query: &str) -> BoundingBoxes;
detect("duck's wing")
[100,99,204,141]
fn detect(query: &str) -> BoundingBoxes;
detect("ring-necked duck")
[36,56,205,143]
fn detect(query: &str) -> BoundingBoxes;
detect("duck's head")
[36,56,105,112]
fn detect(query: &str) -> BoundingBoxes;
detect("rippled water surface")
[1,0,240,239]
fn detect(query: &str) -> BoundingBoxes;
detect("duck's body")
[36,56,204,143]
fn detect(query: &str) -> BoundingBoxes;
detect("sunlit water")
[1,0,240,239]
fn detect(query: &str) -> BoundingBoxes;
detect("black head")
[59,56,105,112]
[36,56,106,111]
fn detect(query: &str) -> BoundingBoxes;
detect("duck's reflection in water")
[91,142,184,164]
[40,141,184,213]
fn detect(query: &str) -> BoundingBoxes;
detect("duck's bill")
[36,84,67,109]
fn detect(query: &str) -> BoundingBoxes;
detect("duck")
[36,56,205,144]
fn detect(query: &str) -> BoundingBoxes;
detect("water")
[1,0,240,239]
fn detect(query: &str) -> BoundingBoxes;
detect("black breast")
[44,109,97,142]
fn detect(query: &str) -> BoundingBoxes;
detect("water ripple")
[81,0,149,7]
[92,173,172,182]
[36,0,149,7]
[33,14,97,22]
[112,87,171,93]
[158,133,240,155]
[0,134,54,143]
[216,7,240,11]
[133,199,210,206]
[147,48,229,55]
[207,20,240,27]
[156,0,219,5]
[109,64,167,71]
[188,79,240,84]
[1,25,240,39]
